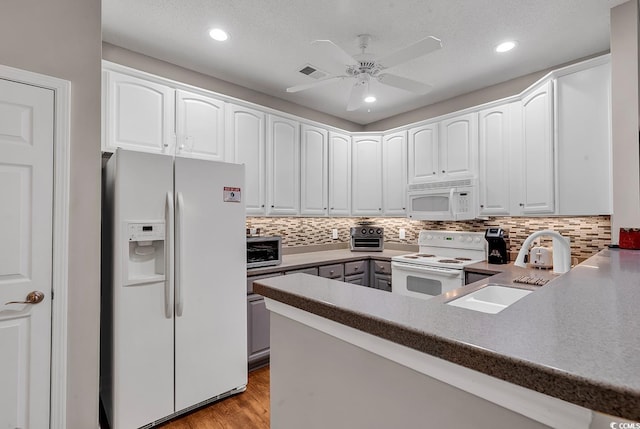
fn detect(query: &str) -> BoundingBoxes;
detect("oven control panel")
[418,230,485,250]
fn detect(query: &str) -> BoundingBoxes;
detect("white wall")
[0,1,102,428]
[611,0,640,243]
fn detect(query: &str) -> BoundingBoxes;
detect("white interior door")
[0,78,54,429]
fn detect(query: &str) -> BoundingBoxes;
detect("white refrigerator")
[101,149,247,429]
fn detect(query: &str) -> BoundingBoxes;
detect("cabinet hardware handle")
[378,208,382,210]
[442,170,445,173]
[330,207,334,210]
[519,203,524,207]
[480,205,484,208]
[432,171,436,175]
[271,205,274,208]
[163,143,169,147]
[261,204,265,208]
[402,207,405,210]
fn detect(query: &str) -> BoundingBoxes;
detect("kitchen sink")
[446,284,532,314]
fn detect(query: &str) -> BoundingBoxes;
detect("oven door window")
[406,275,443,297]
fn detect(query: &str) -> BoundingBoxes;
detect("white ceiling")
[102,0,624,125]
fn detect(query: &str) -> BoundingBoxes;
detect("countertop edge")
[253,271,640,421]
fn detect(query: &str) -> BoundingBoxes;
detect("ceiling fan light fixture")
[495,41,517,53]
[209,28,229,42]
[364,95,377,103]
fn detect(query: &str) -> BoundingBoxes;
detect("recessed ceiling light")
[364,95,376,103]
[209,28,229,42]
[495,41,517,53]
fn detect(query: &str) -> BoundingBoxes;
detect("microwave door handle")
[448,187,455,219]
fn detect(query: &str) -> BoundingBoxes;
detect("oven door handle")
[392,262,462,277]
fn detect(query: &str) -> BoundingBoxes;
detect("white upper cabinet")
[439,112,478,178]
[518,80,555,214]
[175,89,226,161]
[556,60,612,215]
[328,132,351,216]
[103,70,175,154]
[300,124,328,216]
[226,104,266,215]
[478,103,515,216]
[408,123,438,183]
[382,131,407,216]
[266,115,300,215]
[352,135,383,216]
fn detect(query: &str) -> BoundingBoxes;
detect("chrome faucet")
[514,230,571,274]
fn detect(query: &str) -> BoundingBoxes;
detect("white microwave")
[407,178,477,221]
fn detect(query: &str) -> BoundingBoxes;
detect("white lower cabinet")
[266,115,300,215]
[300,124,329,216]
[328,132,351,216]
[478,103,516,216]
[103,69,175,154]
[352,135,383,216]
[175,89,226,161]
[382,131,408,216]
[517,80,555,214]
[226,104,266,215]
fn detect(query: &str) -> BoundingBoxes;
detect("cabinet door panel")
[226,105,266,214]
[328,132,351,216]
[175,90,225,161]
[440,113,477,177]
[521,81,555,214]
[300,125,328,215]
[247,295,270,362]
[408,124,438,182]
[352,136,383,216]
[104,71,174,154]
[267,115,299,215]
[383,131,407,216]
[478,105,511,215]
[556,62,612,215]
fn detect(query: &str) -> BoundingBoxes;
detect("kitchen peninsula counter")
[254,248,640,426]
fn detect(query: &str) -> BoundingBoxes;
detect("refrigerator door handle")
[165,191,174,319]
[176,191,185,317]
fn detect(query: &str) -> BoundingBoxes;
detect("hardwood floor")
[159,366,270,429]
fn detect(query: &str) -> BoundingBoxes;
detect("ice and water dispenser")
[124,222,166,285]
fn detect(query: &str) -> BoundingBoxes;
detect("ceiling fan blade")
[286,76,345,93]
[377,36,442,69]
[378,73,433,94]
[311,40,359,74]
[346,82,367,111]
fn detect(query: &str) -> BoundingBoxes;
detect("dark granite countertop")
[254,248,640,421]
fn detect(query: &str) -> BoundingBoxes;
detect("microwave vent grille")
[409,178,474,192]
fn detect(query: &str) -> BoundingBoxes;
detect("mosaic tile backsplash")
[246,216,611,261]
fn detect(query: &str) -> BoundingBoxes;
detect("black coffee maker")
[485,228,509,264]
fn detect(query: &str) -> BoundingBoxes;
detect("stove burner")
[416,254,435,257]
[454,257,472,261]
[403,255,419,259]
[438,259,462,264]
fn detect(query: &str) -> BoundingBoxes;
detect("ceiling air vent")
[298,64,329,80]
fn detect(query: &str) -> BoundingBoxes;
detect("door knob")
[5,291,45,305]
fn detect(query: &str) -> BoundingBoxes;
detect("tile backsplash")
[246,216,611,261]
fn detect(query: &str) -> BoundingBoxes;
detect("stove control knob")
[427,235,433,240]
[474,237,481,242]
[376,228,382,234]
[361,228,367,234]
[369,228,374,234]
[467,237,473,242]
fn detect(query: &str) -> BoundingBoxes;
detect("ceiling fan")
[287,34,442,111]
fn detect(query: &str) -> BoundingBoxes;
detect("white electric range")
[392,230,487,300]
